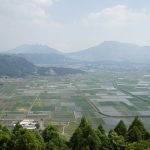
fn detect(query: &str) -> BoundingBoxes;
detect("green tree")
[78,117,88,128]
[42,125,68,150]
[12,121,23,134]
[108,130,127,150]
[114,120,127,136]
[69,127,82,150]
[127,116,149,140]
[12,128,45,150]
[0,124,11,150]
[131,139,150,150]
[97,124,105,135]
[126,126,142,143]
[77,124,101,150]
[70,117,101,150]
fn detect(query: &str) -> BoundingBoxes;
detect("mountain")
[3,44,61,54]
[0,55,84,77]
[66,41,150,63]
[1,44,76,64]
[0,55,36,77]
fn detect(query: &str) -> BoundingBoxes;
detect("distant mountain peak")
[2,44,61,54]
[66,41,150,63]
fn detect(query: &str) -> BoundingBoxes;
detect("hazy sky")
[0,0,150,53]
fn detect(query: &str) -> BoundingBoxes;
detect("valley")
[1,68,150,138]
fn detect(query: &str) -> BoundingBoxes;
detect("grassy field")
[1,70,150,136]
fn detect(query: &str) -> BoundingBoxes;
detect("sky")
[0,0,150,53]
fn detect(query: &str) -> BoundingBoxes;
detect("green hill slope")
[0,55,35,77]
[0,55,84,77]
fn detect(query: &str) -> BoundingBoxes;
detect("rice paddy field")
[1,70,150,135]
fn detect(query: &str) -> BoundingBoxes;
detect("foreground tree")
[42,125,68,150]
[70,117,101,150]
[97,124,105,135]
[127,116,150,141]
[12,121,23,134]
[131,139,150,150]
[108,130,127,150]
[126,126,142,143]
[12,128,45,150]
[0,124,11,150]
[114,120,127,136]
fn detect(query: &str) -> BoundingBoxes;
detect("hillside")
[0,55,36,77]
[67,41,150,62]
[3,44,61,54]
[16,53,75,64]
[0,55,84,77]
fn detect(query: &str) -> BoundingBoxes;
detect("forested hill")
[0,55,84,77]
[0,55,36,77]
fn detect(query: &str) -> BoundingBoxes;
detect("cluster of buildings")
[10,119,37,129]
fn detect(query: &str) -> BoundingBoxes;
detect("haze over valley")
[1,1,150,149]
[2,41,150,64]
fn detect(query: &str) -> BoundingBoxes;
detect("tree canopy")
[0,116,150,150]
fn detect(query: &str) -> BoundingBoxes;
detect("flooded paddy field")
[1,70,150,133]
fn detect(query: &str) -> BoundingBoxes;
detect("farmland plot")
[0,70,150,133]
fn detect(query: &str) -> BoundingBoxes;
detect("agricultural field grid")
[1,70,150,136]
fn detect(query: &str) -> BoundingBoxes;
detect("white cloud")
[82,18,89,25]
[83,5,149,27]
[8,0,54,6]
[0,0,60,27]
[34,0,53,6]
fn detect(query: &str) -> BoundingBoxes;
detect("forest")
[0,116,150,150]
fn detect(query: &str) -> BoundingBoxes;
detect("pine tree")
[76,124,101,150]
[108,130,127,150]
[127,116,149,140]
[78,117,88,129]
[126,126,142,142]
[114,120,127,136]
[97,124,105,135]
[69,127,82,150]
[70,117,101,150]
[42,125,68,150]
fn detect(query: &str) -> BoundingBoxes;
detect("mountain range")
[66,41,150,63]
[4,44,60,54]
[2,44,75,64]
[2,41,150,63]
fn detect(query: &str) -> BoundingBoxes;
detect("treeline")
[0,116,150,150]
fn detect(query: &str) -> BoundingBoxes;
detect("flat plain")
[1,70,150,136]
